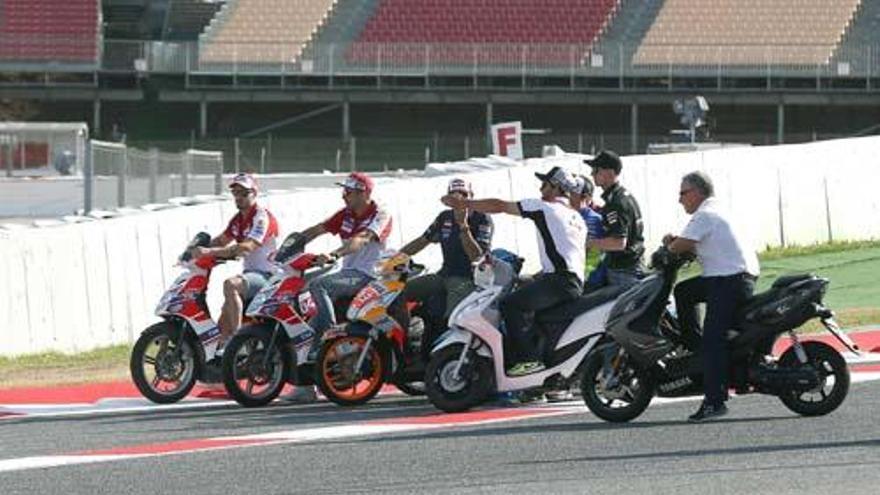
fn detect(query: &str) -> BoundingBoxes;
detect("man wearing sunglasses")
[191,173,279,358]
[284,172,392,402]
[664,171,759,422]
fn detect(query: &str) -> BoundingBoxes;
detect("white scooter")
[425,249,626,413]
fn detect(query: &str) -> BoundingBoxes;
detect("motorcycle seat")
[771,273,812,289]
[535,285,625,325]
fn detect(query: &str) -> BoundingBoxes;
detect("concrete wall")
[2,136,879,357]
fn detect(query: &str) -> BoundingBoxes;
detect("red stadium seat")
[348,0,618,66]
[0,0,99,63]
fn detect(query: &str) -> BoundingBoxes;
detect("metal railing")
[92,40,880,80]
[2,38,877,88]
[86,140,224,213]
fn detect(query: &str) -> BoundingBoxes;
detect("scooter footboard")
[431,328,493,359]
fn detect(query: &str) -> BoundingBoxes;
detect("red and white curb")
[3,373,880,474]
[0,384,402,420]
[0,406,577,474]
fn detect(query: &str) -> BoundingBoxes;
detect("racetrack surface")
[2,377,879,495]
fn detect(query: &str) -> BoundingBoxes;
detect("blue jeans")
[309,268,374,335]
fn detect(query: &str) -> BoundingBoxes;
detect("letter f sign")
[490,121,524,160]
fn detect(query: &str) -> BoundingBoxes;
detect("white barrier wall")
[2,136,879,357]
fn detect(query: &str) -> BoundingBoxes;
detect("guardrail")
[111,40,880,80]
[3,39,878,84]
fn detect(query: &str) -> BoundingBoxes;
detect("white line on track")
[3,372,880,475]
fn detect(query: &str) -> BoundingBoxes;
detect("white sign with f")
[491,121,523,160]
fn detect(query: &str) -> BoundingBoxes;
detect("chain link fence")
[87,140,223,212]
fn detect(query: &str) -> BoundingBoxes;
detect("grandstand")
[1,0,878,170]
[348,0,618,67]
[632,0,863,67]
[0,0,100,67]
[164,0,225,40]
[198,0,337,70]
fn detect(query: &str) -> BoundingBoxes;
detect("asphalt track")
[1,371,879,495]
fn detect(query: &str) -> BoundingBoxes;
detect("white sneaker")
[545,390,574,402]
[280,386,318,404]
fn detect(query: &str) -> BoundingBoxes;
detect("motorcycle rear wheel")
[581,346,654,423]
[777,341,849,416]
[130,321,198,404]
[222,328,290,408]
[316,336,386,406]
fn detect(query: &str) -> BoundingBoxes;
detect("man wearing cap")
[585,150,645,289]
[570,175,607,290]
[400,178,494,355]
[283,172,392,402]
[442,166,585,376]
[191,173,279,357]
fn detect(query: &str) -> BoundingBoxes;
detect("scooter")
[424,249,626,413]
[220,232,334,407]
[130,232,228,403]
[581,246,857,422]
[314,252,431,406]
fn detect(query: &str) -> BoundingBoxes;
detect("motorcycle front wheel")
[316,336,386,406]
[130,321,198,404]
[222,327,290,408]
[425,344,492,413]
[580,346,654,423]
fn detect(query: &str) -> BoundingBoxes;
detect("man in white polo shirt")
[442,166,586,377]
[664,171,760,422]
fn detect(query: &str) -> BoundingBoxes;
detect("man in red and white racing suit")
[282,172,392,402]
[192,173,279,355]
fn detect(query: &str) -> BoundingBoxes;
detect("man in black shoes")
[664,171,760,422]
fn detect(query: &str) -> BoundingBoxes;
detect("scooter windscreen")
[274,232,308,263]
[179,232,211,262]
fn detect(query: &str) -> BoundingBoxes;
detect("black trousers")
[674,273,756,405]
[500,272,582,363]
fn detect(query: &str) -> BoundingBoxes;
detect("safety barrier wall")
[2,136,879,356]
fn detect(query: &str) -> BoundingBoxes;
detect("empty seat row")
[633,0,862,66]
[199,0,337,64]
[349,0,618,65]
[0,0,100,63]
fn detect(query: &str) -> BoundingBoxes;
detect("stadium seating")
[633,0,863,66]
[0,0,100,64]
[164,0,224,40]
[348,0,619,66]
[199,0,337,66]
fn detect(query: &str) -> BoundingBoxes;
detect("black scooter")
[581,247,859,423]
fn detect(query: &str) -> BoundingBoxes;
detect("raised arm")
[441,195,520,216]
